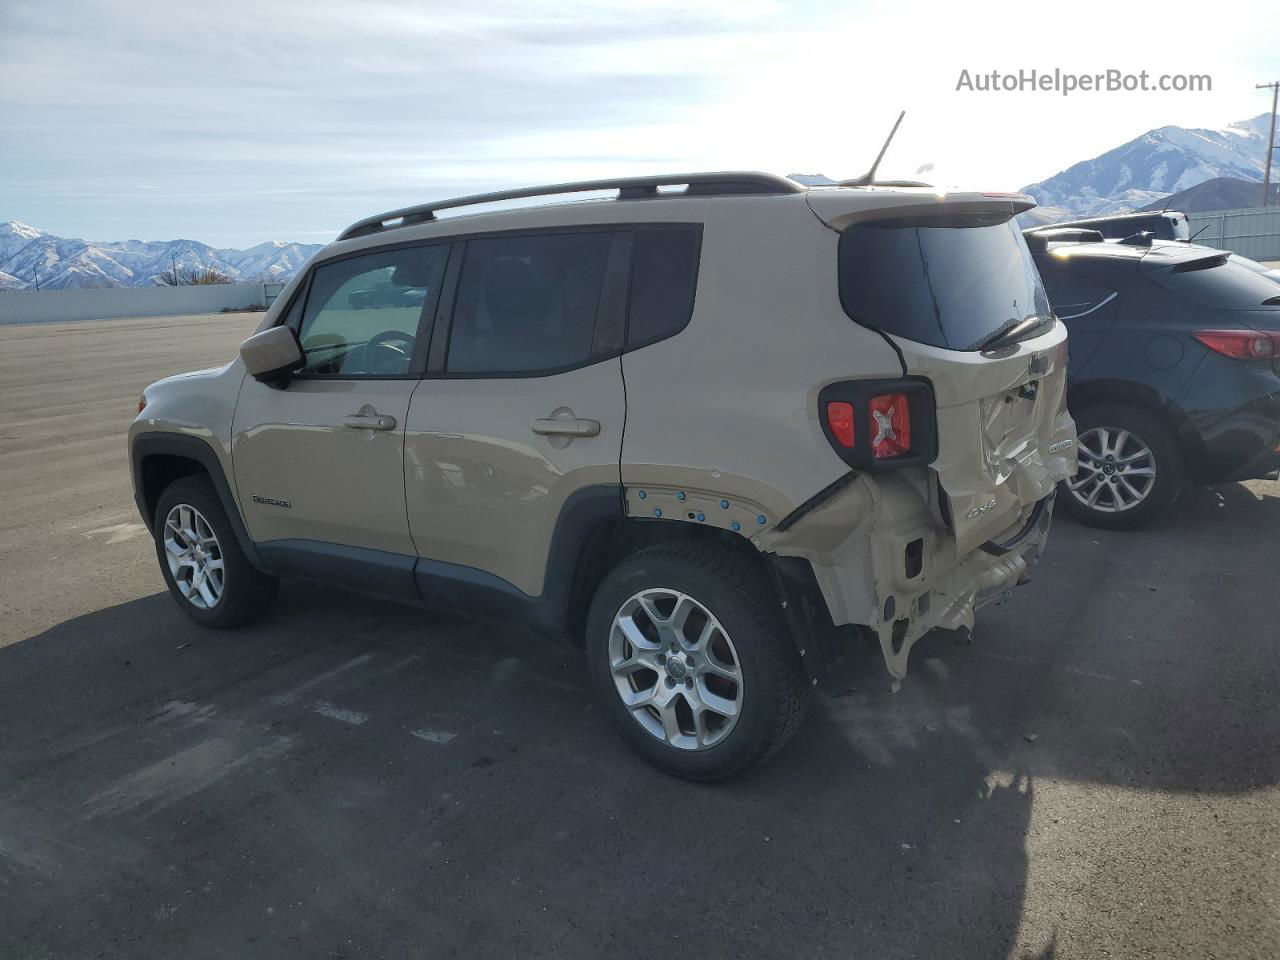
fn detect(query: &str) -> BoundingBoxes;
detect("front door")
[232,242,450,573]
[404,229,627,599]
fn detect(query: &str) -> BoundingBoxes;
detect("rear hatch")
[810,189,1077,553]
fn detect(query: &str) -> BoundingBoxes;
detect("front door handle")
[531,417,600,438]
[343,410,397,431]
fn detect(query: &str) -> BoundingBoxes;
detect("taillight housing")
[818,378,938,470]
[1194,329,1280,360]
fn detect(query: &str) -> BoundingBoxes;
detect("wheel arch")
[558,509,842,679]
[1067,378,1204,472]
[131,432,263,567]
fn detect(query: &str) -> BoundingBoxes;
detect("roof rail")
[336,171,804,241]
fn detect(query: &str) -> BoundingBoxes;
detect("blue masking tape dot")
[654,508,662,517]
[731,522,741,531]
[637,490,646,499]
[676,491,686,501]
[757,515,766,525]
[696,513,705,522]
[720,499,729,509]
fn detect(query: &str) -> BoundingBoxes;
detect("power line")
[1258,81,1279,208]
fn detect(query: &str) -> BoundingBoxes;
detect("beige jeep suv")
[130,172,1076,780]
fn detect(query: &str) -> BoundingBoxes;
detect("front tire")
[1060,403,1185,530]
[153,476,278,628]
[585,541,810,781]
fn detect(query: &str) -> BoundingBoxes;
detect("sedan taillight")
[1194,329,1280,360]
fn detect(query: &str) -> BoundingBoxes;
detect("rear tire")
[153,476,278,628]
[1060,403,1185,530]
[585,541,810,781]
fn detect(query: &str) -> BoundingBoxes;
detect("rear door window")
[445,232,614,375]
[838,214,1051,351]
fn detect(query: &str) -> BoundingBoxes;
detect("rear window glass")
[626,227,701,347]
[447,232,612,375]
[1147,257,1280,310]
[1039,269,1117,319]
[838,214,1051,351]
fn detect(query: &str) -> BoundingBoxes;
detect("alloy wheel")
[608,588,743,751]
[1068,426,1157,513]
[163,503,225,609]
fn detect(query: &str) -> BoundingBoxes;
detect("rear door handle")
[531,417,601,438]
[343,411,397,431]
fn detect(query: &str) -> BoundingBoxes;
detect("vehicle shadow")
[0,588,1047,959]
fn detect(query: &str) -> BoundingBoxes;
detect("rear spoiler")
[806,189,1036,231]
[1170,252,1229,273]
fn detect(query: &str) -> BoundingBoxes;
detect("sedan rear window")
[838,214,1051,351]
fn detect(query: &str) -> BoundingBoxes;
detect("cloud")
[1,0,1275,246]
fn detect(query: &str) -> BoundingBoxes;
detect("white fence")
[0,282,268,325]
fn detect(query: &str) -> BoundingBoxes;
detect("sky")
[1,0,1276,248]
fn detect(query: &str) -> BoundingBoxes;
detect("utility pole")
[1259,81,1279,207]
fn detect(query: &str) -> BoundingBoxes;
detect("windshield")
[838,214,1051,351]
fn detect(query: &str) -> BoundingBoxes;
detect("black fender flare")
[130,432,263,568]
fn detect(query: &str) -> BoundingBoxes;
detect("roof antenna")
[840,110,906,187]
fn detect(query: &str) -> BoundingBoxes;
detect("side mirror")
[240,326,304,384]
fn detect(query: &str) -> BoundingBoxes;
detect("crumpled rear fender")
[760,469,1054,684]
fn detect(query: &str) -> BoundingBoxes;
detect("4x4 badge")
[965,497,998,520]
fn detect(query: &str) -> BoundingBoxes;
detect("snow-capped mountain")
[0,221,324,291]
[1021,114,1271,217]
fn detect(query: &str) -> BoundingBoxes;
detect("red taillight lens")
[869,393,911,458]
[1194,329,1280,360]
[826,401,855,448]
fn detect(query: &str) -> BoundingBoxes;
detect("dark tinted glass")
[1039,269,1117,319]
[447,232,612,374]
[1149,258,1280,310]
[838,215,1051,351]
[296,245,447,376]
[627,227,700,347]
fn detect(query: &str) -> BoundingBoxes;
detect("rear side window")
[838,214,1051,351]
[1039,269,1117,319]
[446,232,613,375]
[626,226,701,347]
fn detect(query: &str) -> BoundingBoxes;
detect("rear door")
[403,228,628,599]
[832,205,1077,553]
[232,243,449,568]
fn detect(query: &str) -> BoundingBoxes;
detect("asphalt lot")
[1,313,1277,959]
